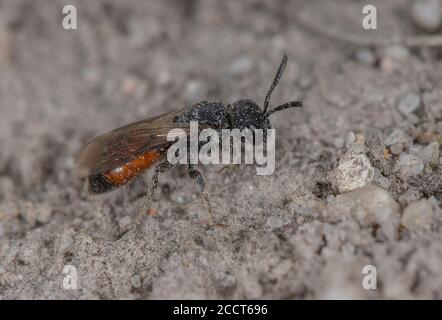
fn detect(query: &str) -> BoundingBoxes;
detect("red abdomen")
[89,150,162,193]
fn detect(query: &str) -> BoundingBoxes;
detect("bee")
[74,54,303,224]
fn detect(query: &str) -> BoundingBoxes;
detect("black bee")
[74,54,303,224]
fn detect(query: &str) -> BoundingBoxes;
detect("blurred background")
[0,0,441,299]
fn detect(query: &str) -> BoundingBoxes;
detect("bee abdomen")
[89,173,116,194]
[88,150,163,194]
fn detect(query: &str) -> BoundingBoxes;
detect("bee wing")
[74,110,190,178]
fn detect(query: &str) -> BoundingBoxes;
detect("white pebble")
[130,274,142,288]
[345,131,356,149]
[266,216,284,229]
[384,46,410,61]
[228,56,254,76]
[118,216,132,230]
[355,48,376,66]
[335,186,400,240]
[411,0,442,33]
[397,94,421,115]
[330,154,374,193]
[184,79,206,101]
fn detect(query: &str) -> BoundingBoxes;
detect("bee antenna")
[265,101,303,118]
[263,54,288,114]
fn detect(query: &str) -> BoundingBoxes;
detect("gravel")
[384,46,411,61]
[384,128,411,155]
[373,168,391,190]
[345,131,356,149]
[411,0,442,33]
[130,274,142,289]
[401,199,434,231]
[323,185,400,240]
[397,94,422,116]
[355,48,377,66]
[417,141,440,167]
[1,0,442,300]
[266,216,284,229]
[394,153,425,180]
[118,216,132,231]
[380,45,411,73]
[329,154,374,193]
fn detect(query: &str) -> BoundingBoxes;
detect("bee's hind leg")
[187,165,224,227]
[136,160,174,223]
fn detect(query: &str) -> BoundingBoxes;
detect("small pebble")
[271,260,293,279]
[418,141,440,167]
[266,216,284,229]
[384,46,410,61]
[409,144,424,156]
[174,195,184,204]
[228,56,254,76]
[397,94,421,115]
[130,274,142,288]
[345,131,356,149]
[380,46,410,72]
[184,79,206,101]
[296,216,305,224]
[118,216,132,230]
[355,48,376,66]
[401,199,433,231]
[330,154,374,193]
[394,154,424,180]
[36,202,53,224]
[147,208,157,216]
[334,186,400,240]
[384,128,411,155]
[373,168,391,190]
[294,206,313,216]
[411,0,442,33]
[347,133,367,154]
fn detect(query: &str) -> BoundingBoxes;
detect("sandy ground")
[0,0,441,299]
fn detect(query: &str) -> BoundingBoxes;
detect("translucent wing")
[74,110,190,177]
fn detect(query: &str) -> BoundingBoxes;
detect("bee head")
[230,99,270,131]
[230,54,303,133]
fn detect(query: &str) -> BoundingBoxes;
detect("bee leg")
[187,165,224,227]
[136,160,174,223]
